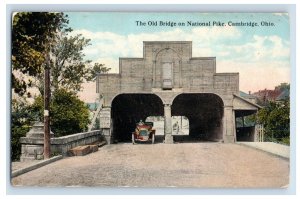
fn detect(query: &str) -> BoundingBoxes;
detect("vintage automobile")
[132,121,155,144]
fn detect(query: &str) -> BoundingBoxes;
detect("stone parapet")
[20,130,103,162]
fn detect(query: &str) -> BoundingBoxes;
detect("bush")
[256,99,290,145]
[31,89,90,137]
[11,99,35,161]
[11,125,30,161]
[281,137,290,145]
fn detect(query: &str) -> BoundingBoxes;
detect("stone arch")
[111,93,164,142]
[153,48,182,88]
[170,92,225,106]
[171,93,224,141]
[154,47,181,61]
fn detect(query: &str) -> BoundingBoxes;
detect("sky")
[65,12,291,102]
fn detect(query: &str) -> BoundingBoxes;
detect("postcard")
[11,12,290,188]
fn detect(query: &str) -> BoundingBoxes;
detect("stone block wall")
[20,130,103,161]
[98,41,239,107]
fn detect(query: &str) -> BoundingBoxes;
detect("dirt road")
[12,143,289,188]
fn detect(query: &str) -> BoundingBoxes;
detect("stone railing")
[20,123,103,162]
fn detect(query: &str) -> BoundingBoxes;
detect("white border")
[2,1,298,198]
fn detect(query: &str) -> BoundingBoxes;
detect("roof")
[233,94,262,109]
[252,89,281,101]
[252,87,289,102]
[239,91,256,99]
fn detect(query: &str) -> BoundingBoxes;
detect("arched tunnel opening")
[111,94,164,142]
[172,93,224,142]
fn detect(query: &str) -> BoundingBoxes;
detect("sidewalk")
[11,155,63,178]
[12,160,42,172]
[237,142,290,159]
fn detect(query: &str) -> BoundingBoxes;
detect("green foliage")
[12,12,111,96]
[236,117,244,128]
[11,12,108,160]
[12,12,69,96]
[276,83,290,92]
[11,98,35,161]
[89,63,111,80]
[11,125,29,161]
[33,32,111,94]
[51,89,90,136]
[94,118,100,130]
[281,137,290,145]
[49,34,111,93]
[244,115,256,127]
[236,114,256,128]
[32,89,90,137]
[50,151,62,157]
[49,34,92,92]
[256,99,290,145]
[30,95,44,122]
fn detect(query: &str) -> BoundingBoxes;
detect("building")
[239,91,257,104]
[97,41,261,144]
[253,84,290,106]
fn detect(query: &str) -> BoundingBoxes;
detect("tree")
[90,63,111,79]
[50,34,92,92]
[34,34,111,94]
[12,12,111,96]
[275,83,290,92]
[12,12,70,96]
[11,12,109,160]
[31,89,90,137]
[256,99,290,144]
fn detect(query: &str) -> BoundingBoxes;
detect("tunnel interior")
[235,110,257,142]
[172,93,224,141]
[111,94,164,142]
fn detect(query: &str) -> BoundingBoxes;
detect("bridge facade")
[97,41,260,144]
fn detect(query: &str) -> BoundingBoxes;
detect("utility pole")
[44,51,51,159]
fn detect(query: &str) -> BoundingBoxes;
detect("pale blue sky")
[66,12,290,96]
[67,12,289,38]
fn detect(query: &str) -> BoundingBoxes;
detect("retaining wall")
[20,130,103,162]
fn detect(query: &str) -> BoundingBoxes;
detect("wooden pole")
[44,52,51,159]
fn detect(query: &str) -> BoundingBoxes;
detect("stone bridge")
[97,41,261,144]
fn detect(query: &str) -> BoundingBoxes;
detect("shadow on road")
[113,135,221,144]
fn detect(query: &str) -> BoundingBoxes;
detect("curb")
[236,142,289,160]
[12,155,63,178]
